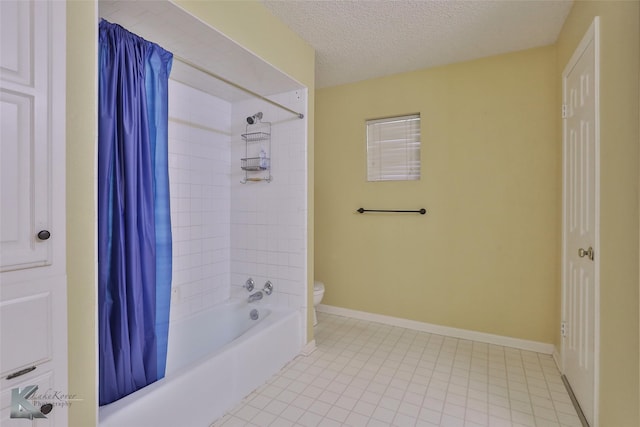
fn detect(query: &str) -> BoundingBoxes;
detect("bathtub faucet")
[248,291,263,303]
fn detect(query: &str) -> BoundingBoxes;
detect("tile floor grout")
[212,312,582,427]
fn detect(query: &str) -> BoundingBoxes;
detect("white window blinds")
[366,114,421,181]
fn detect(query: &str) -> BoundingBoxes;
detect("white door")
[0,1,67,425]
[561,17,600,427]
[0,0,53,271]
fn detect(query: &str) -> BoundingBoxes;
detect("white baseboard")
[300,339,317,356]
[317,304,555,355]
[552,345,562,370]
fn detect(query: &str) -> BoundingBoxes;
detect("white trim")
[300,339,317,356]
[592,18,601,427]
[317,305,555,355]
[552,345,562,372]
[560,16,600,427]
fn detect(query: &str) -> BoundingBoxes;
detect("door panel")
[0,0,51,271]
[0,293,52,376]
[562,18,599,427]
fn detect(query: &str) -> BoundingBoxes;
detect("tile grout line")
[212,312,583,427]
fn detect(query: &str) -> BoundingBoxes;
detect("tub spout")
[248,291,263,303]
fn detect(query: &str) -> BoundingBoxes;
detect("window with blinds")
[366,114,421,181]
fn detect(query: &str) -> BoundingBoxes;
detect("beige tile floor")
[212,312,582,427]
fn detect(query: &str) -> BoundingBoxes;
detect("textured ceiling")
[262,0,573,88]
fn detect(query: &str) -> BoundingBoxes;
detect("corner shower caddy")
[241,119,271,183]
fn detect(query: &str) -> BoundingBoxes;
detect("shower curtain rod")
[174,56,304,120]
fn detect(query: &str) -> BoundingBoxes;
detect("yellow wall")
[315,46,559,344]
[66,1,315,426]
[67,2,98,425]
[556,1,639,426]
[315,1,640,425]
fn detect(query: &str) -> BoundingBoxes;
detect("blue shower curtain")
[98,19,173,406]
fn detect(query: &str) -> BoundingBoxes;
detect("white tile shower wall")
[168,80,232,321]
[231,90,308,327]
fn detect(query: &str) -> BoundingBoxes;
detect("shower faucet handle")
[244,278,255,292]
[263,281,273,295]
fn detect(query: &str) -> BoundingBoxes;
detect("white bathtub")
[99,299,301,427]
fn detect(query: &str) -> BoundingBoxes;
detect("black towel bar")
[357,208,426,215]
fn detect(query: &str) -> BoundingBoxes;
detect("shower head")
[246,112,263,125]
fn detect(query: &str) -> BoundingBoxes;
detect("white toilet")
[313,281,325,326]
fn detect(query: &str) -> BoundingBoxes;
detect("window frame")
[365,113,421,182]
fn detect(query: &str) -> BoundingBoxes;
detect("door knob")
[578,246,594,260]
[37,230,51,240]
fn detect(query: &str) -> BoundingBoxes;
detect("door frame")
[561,16,600,427]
